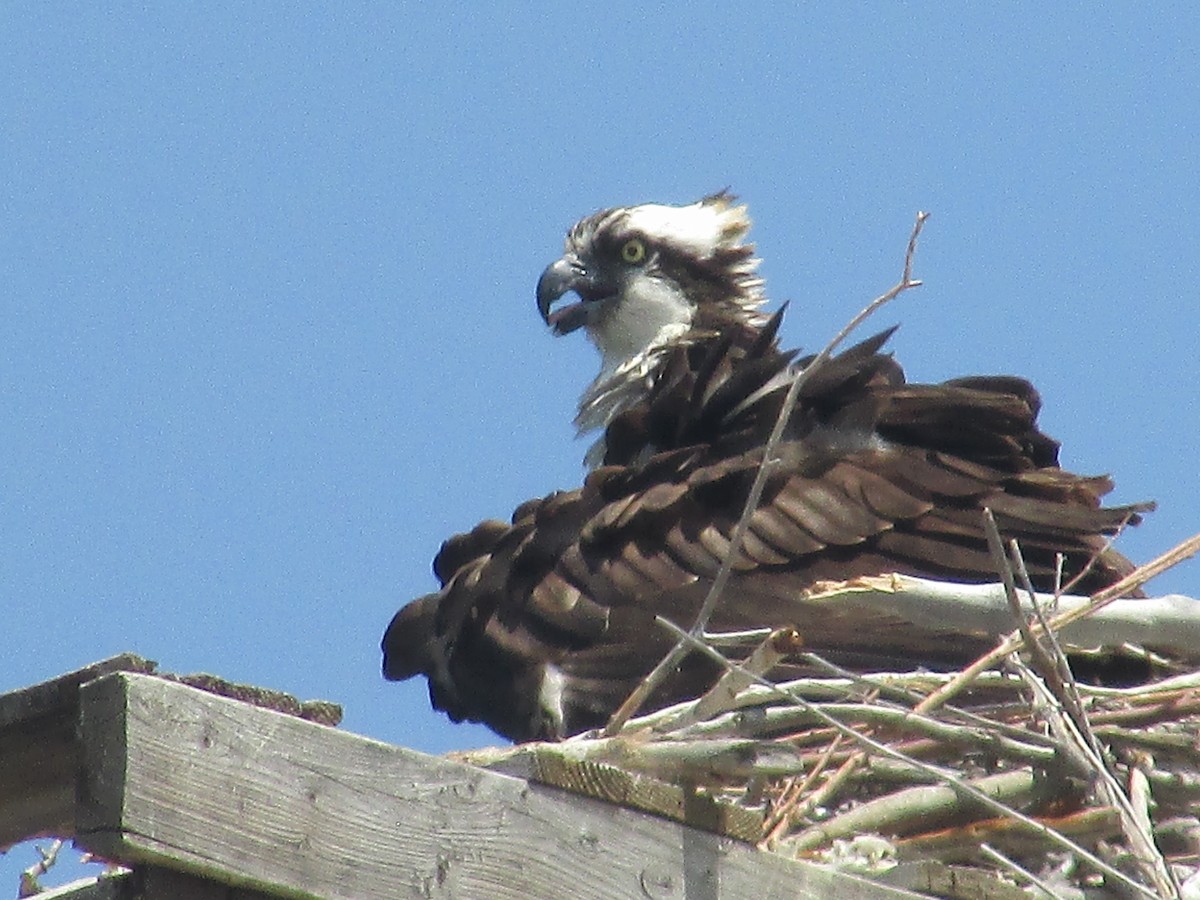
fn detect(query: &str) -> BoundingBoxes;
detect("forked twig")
[19,840,63,899]
[604,211,930,735]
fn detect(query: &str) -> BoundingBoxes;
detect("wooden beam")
[75,673,922,899]
[0,654,155,847]
[479,744,764,841]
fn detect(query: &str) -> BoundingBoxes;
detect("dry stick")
[980,509,1067,701]
[763,733,845,844]
[981,511,1098,769]
[978,843,1061,899]
[1006,538,1117,776]
[982,512,1178,897]
[20,839,63,896]
[603,211,930,736]
[791,769,1038,853]
[632,668,1200,736]
[686,628,801,725]
[918,530,1200,716]
[790,743,872,826]
[1009,652,1180,898]
[797,650,1056,744]
[668,701,1057,765]
[1059,510,1141,598]
[655,616,1159,899]
[898,805,1124,859]
[1007,540,1086,720]
[1128,753,1157,847]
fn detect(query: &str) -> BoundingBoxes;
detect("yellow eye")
[621,238,647,265]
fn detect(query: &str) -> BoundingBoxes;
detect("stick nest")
[466,565,1200,899]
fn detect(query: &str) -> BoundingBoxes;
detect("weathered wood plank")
[480,745,764,841]
[76,673,923,900]
[0,655,156,732]
[0,654,155,847]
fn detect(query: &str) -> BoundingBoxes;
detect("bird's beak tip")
[537,256,588,334]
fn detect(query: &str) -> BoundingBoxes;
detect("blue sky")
[2,4,1198,887]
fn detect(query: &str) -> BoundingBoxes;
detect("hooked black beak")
[536,255,611,336]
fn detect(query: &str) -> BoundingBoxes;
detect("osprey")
[383,193,1148,743]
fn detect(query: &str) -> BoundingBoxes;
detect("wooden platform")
[1,656,926,899]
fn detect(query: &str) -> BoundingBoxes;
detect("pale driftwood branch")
[603,212,930,736]
[798,575,1200,661]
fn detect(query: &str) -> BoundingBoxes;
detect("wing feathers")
[385,316,1151,741]
[748,504,826,556]
[772,476,887,545]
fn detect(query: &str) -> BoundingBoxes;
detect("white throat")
[574,278,694,469]
[586,276,694,378]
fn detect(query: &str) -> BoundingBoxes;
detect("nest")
[464,549,1200,900]
[457,217,1200,897]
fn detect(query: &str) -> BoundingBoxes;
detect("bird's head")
[537,192,765,373]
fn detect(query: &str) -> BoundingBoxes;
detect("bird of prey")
[383,193,1148,743]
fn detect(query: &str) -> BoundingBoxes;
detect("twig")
[796,651,1071,745]
[1007,538,1092,749]
[918,530,1200,715]
[981,509,1066,698]
[982,512,1100,774]
[792,750,875,829]
[1129,753,1158,846]
[984,511,1179,896]
[787,769,1030,852]
[19,839,63,899]
[1082,530,1200,608]
[603,212,930,735]
[979,842,1065,898]
[1059,510,1141,597]
[762,732,847,844]
[684,628,802,726]
[667,700,1058,765]
[896,806,1123,861]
